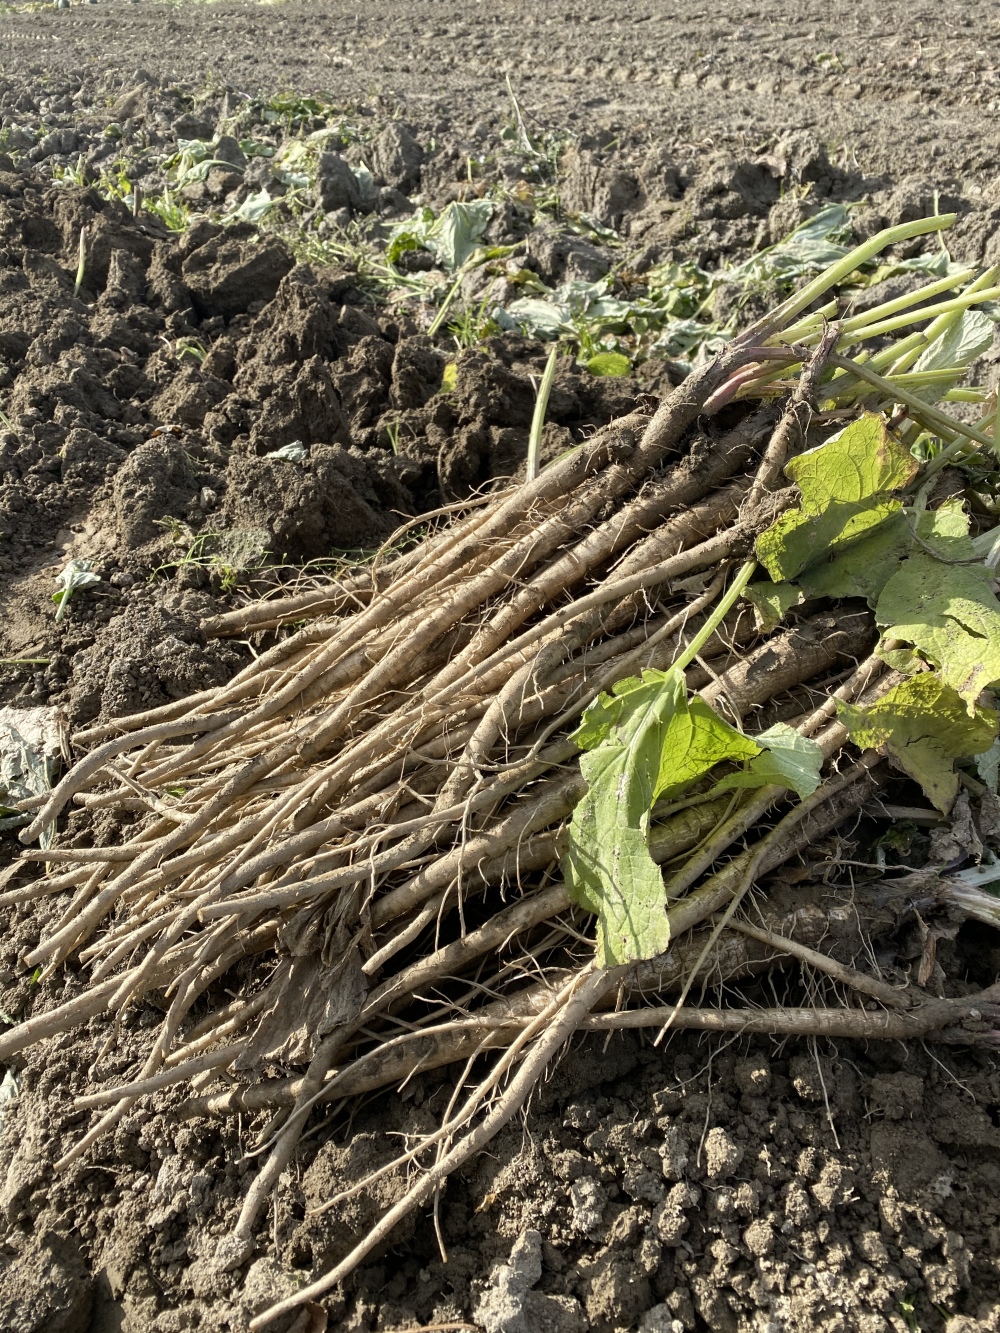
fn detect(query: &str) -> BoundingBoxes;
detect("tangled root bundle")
[5,216,1000,1327]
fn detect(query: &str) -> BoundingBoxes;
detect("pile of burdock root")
[6,214,1000,1329]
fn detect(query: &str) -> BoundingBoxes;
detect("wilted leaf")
[745,723,824,798]
[228,188,275,223]
[565,672,758,967]
[52,558,100,623]
[838,673,998,811]
[976,737,1000,794]
[426,199,494,270]
[913,498,976,562]
[269,440,307,462]
[876,553,1000,703]
[0,1068,17,1131]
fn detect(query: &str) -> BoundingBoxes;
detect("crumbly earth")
[0,4,998,1332]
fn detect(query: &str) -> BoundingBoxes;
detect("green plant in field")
[384,419,401,455]
[52,558,100,623]
[173,337,209,364]
[446,291,501,350]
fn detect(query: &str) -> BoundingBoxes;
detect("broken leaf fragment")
[743,580,804,632]
[712,723,825,800]
[838,673,998,812]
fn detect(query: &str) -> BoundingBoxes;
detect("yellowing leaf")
[586,352,631,378]
[441,362,458,392]
[784,413,918,507]
[838,674,998,811]
[875,553,1000,703]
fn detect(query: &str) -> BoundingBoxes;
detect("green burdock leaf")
[910,310,995,401]
[743,581,803,631]
[386,206,436,265]
[756,413,918,582]
[838,674,998,811]
[586,351,631,378]
[784,413,918,507]
[772,499,975,607]
[758,500,903,583]
[711,723,824,799]
[797,509,912,604]
[913,498,976,562]
[724,723,824,799]
[427,199,494,270]
[565,672,758,967]
[876,553,1000,703]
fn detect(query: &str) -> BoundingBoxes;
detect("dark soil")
[0,8,998,1332]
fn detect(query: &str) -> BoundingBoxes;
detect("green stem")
[835,282,1000,350]
[526,344,559,483]
[672,560,757,675]
[750,213,956,343]
[887,266,1000,377]
[826,351,999,462]
[427,271,465,338]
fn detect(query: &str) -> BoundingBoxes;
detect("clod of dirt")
[65,588,246,726]
[316,151,365,214]
[180,224,295,321]
[112,437,200,547]
[221,443,407,559]
[0,1230,93,1333]
[370,121,424,194]
[560,140,642,230]
[474,1230,586,1333]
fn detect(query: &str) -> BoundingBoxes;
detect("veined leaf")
[764,498,974,608]
[426,199,494,271]
[838,673,998,811]
[757,499,904,583]
[755,414,917,582]
[564,672,758,967]
[797,509,912,603]
[743,580,804,631]
[784,413,918,509]
[875,553,1000,703]
[586,352,631,378]
[711,722,824,800]
[742,723,824,798]
[911,310,995,399]
[913,498,976,562]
